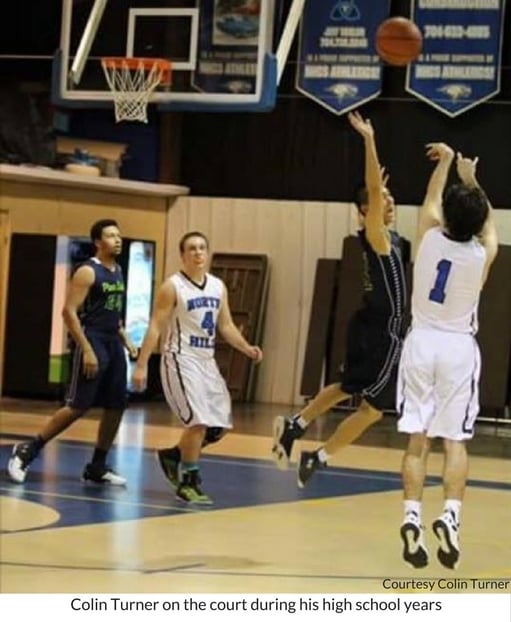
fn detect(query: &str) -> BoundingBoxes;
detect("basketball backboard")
[53,0,277,112]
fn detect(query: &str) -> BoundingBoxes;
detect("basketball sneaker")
[7,442,39,483]
[400,512,429,569]
[297,450,325,488]
[156,448,180,488]
[432,510,460,570]
[82,463,127,486]
[272,416,305,470]
[176,471,213,505]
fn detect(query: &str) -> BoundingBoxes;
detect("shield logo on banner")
[406,0,505,117]
[296,0,390,115]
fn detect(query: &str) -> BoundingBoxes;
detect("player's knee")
[443,438,466,455]
[203,426,227,447]
[407,433,428,457]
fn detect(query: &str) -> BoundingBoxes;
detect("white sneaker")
[82,463,127,486]
[400,512,429,569]
[7,443,36,483]
[433,510,460,569]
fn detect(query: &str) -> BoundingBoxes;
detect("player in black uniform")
[7,219,137,485]
[272,111,408,487]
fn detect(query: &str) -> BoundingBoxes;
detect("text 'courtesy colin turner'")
[382,579,511,592]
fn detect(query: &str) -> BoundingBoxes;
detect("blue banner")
[192,0,261,94]
[406,0,506,117]
[296,0,390,115]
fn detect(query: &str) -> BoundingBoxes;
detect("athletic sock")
[404,500,422,523]
[443,499,462,523]
[317,447,328,464]
[292,414,308,430]
[180,462,199,475]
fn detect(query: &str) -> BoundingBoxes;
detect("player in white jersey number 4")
[397,144,498,570]
[132,232,263,505]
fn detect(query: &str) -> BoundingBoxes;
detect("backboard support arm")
[275,0,306,86]
[69,0,109,85]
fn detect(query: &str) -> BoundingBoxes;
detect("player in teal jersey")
[7,219,137,485]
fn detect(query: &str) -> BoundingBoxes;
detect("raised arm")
[348,111,389,254]
[132,279,176,391]
[417,142,454,246]
[456,152,498,286]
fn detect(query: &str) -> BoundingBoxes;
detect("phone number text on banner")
[296,0,390,115]
[406,0,506,117]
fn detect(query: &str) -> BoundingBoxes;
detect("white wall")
[166,197,511,406]
[398,204,511,259]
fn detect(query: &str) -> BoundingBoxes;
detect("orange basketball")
[376,17,423,66]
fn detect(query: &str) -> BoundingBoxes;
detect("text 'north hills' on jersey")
[164,271,225,358]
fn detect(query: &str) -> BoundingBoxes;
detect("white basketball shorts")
[160,352,232,429]
[397,327,481,440]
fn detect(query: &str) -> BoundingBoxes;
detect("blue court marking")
[0,439,509,533]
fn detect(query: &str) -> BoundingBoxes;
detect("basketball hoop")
[101,57,172,123]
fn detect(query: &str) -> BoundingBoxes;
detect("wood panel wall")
[2,184,511,406]
[1,181,168,264]
[165,197,511,406]
[0,179,171,395]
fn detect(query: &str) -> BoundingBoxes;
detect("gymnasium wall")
[166,196,511,406]
[1,182,168,277]
[2,1,511,407]
[179,98,511,209]
[0,174,175,396]
[3,1,511,207]
[179,0,511,207]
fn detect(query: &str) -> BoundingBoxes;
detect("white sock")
[317,447,329,464]
[444,499,462,523]
[404,500,422,522]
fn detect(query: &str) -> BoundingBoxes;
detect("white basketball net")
[101,59,166,123]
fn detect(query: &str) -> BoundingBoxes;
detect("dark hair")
[90,219,119,242]
[353,183,369,214]
[442,184,489,241]
[179,231,209,254]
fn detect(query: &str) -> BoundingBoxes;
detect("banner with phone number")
[296,0,390,115]
[406,0,506,117]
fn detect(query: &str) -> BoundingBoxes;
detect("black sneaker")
[82,463,127,486]
[7,442,39,483]
[432,510,460,570]
[156,448,180,488]
[176,471,212,505]
[272,416,304,470]
[297,450,324,488]
[400,513,429,569]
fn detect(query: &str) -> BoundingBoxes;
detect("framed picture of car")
[213,0,260,46]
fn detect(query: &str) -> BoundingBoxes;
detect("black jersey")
[358,229,407,334]
[79,258,125,334]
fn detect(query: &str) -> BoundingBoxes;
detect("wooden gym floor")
[0,397,510,594]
